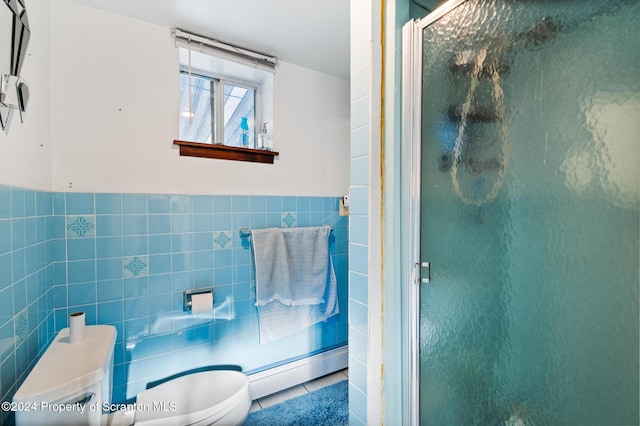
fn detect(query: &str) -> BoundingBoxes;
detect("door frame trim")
[401,1,469,424]
[401,17,422,426]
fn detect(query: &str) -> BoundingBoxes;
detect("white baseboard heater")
[248,345,348,400]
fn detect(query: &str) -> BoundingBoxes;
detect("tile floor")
[249,369,349,412]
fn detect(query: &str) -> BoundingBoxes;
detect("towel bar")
[238,226,332,239]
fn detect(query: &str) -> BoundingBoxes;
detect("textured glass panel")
[419,1,639,424]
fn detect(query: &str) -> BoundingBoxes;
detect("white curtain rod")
[172,28,278,72]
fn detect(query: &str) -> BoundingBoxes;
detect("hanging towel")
[251,226,339,343]
[252,226,332,306]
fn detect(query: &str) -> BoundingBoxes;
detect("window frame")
[179,66,262,149]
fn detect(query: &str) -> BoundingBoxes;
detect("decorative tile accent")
[66,215,96,238]
[282,212,297,228]
[123,256,148,277]
[213,231,232,249]
[15,309,27,344]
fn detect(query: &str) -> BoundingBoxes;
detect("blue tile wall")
[0,188,348,412]
[51,192,348,403]
[0,186,55,426]
[349,8,371,420]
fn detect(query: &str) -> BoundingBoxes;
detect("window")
[173,29,277,163]
[179,70,259,148]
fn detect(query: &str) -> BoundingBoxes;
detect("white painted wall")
[0,0,52,191]
[50,0,350,196]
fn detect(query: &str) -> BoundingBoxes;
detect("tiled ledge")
[173,140,279,164]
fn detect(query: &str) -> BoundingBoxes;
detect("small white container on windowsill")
[258,122,273,151]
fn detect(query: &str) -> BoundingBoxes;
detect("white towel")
[251,226,339,343]
[252,226,331,306]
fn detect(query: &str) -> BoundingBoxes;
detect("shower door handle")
[420,262,431,283]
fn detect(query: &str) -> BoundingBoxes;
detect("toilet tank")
[13,325,117,426]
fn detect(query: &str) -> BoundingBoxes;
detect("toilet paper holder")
[183,287,214,312]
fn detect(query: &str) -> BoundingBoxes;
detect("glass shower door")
[412,0,639,424]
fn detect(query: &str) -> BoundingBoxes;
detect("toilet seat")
[134,370,250,426]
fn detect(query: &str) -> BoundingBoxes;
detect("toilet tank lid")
[14,325,117,403]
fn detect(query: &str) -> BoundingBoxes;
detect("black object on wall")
[0,0,30,131]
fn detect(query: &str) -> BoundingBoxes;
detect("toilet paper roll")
[191,292,213,314]
[69,312,85,344]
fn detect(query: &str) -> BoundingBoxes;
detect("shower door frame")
[401,1,469,424]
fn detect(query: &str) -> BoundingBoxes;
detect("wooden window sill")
[173,140,279,164]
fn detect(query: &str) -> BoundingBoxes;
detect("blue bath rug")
[244,380,348,426]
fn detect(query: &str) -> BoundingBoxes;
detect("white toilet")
[106,370,251,426]
[13,325,251,426]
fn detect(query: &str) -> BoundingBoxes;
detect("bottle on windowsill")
[240,117,249,148]
[258,122,272,151]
